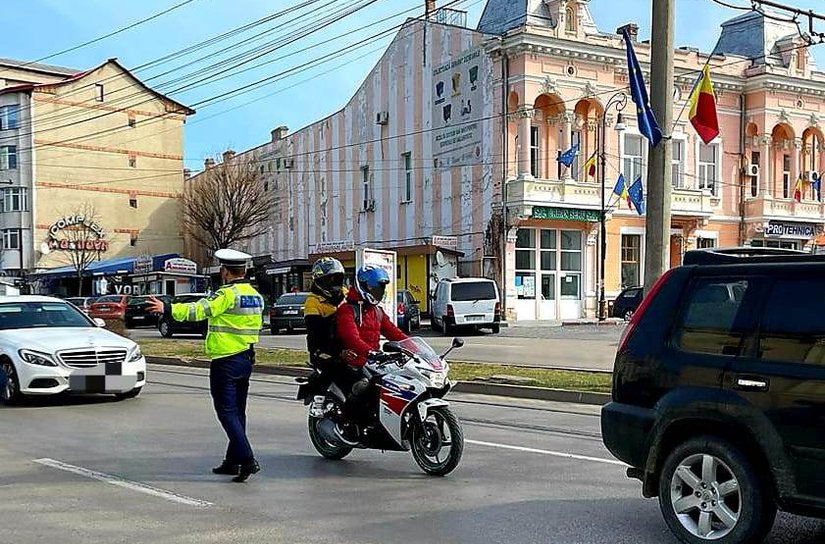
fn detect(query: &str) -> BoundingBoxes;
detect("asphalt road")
[1,366,822,544]
[128,324,621,372]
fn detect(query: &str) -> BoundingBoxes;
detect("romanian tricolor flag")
[612,174,632,209]
[793,176,803,203]
[583,152,597,180]
[688,65,720,145]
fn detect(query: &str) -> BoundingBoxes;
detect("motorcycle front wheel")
[410,406,464,476]
[308,416,353,460]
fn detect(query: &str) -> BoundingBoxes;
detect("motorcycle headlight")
[127,346,143,362]
[19,349,58,367]
[420,368,446,388]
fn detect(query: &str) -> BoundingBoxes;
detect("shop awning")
[35,253,179,280]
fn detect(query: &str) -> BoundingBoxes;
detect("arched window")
[565,6,576,33]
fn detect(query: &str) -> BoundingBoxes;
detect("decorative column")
[792,137,802,191]
[562,113,574,181]
[760,134,772,197]
[517,107,533,179]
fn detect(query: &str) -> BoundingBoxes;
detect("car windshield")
[127,297,149,306]
[277,294,307,305]
[451,282,497,302]
[96,295,122,304]
[394,337,443,370]
[0,302,93,330]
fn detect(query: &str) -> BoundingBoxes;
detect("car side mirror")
[383,341,402,353]
[94,318,106,328]
[452,337,464,349]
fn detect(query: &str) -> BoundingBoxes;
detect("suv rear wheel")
[658,435,776,544]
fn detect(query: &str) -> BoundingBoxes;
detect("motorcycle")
[296,336,465,476]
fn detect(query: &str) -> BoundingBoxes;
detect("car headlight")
[127,346,143,362]
[19,349,58,367]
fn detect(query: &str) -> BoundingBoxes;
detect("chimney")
[222,149,236,163]
[425,0,436,19]
[204,158,215,169]
[617,23,639,43]
[271,125,289,142]
[183,168,191,180]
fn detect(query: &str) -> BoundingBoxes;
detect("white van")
[431,277,501,334]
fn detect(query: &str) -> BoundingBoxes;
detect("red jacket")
[336,289,408,367]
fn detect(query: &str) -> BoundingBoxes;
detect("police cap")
[215,248,251,268]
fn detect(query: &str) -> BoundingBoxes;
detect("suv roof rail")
[683,246,825,265]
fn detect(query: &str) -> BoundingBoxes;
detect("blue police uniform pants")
[210,349,255,464]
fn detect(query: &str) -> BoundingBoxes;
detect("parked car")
[157,293,209,338]
[0,296,146,404]
[125,295,170,328]
[396,289,421,333]
[89,294,129,321]
[430,277,501,335]
[270,292,309,334]
[64,297,98,314]
[601,247,825,544]
[609,286,643,320]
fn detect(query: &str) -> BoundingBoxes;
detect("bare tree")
[48,203,108,296]
[182,153,275,257]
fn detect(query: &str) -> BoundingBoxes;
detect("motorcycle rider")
[304,257,347,371]
[334,264,408,443]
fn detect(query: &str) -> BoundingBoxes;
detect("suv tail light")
[446,304,455,318]
[397,302,405,315]
[617,268,676,353]
[494,302,501,318]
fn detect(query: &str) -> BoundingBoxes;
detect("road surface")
[1,366,822,544]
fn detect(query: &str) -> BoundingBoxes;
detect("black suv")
[602,248,825,544]
[157,293,208,338]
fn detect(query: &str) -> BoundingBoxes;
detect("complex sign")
[46,215,108,253]
[432,46,489,170]
[163,258,198,275]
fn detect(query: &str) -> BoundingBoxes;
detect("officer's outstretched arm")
[170,289,234,323]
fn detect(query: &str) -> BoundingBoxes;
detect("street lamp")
[598,92,628,321]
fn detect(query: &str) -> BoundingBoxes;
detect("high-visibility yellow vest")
[171,281,264,360]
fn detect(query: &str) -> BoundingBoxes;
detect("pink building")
[194,0,825,321]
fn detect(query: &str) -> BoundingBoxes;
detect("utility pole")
[643,0,675,293]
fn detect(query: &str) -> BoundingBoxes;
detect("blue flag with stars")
[813,173,822,202]
[628,176,646,215]
[557,143,580,168]
[622,28,662,147]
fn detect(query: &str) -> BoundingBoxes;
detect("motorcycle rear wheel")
[308,415,353,460]
[410,407,464,476]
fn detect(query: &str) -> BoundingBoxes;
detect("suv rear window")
[451,282,497,302]
[759,278,825,365]
[674,279,750,356]
[95,295,122,304]
[277,294,307,305]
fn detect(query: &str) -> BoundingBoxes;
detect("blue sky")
[3,0,824,167]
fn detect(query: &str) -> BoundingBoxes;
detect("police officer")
[148,249,264,483]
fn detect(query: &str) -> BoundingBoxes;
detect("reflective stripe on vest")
[188,305,197,321]
[199,299,212,317]
[208,325,262,335]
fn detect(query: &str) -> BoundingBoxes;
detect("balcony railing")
[432,8,467,28]
[744,195,825,221]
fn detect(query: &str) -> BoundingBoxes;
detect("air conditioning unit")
[283,158,294,169]
[806,170,819,183]
[746,164,759,177]
[375,111,389,125]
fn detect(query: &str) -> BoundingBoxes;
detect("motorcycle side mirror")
[383,341,402,353]
[451,338,464,349]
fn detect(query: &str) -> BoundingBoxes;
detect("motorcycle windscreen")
[394,337,443,370]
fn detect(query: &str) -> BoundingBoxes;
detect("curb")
[146,356,610,406]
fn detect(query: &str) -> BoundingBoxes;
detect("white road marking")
[466,439,626,466]
[33,458,213,507]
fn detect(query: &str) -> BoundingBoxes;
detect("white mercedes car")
[0,296,146,405]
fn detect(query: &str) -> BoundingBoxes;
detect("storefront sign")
[46,215,108,253]
[266,267,291,276]
[430,235,458,249]
[315,240,355,253]
[765,221,821,238]
[163,258,198,275]
[532,206,601,222]
[134,255,153,274]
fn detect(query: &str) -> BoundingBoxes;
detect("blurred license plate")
[283,310,299,315]
[465,315,484,322]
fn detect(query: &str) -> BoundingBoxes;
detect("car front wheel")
[0,358,22,405]
[658,435,776,544]
[158,320,173,338]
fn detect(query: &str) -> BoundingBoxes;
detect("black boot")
[232,459,261,483]
[212,461,240,475]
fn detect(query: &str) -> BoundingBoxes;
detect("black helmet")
[311,257,346,302]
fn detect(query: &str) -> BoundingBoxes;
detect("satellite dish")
[435,250,446,267]
[40,243,51,255]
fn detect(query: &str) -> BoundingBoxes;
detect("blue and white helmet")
[355,265,390,306]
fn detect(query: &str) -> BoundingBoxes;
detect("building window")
[0,105,19,130]
[750,151,760,197]
[671,139,685,188]
[530,126,540,178]
[130,235,138,247]
[783,154,791,198]
[565,6,576,32]
[403,152,413,202]
[621,234,642,288]
[2,229,19,250]
[698,142,718,196]
[128,115,136,128]
[361,165,372,210]
[697,237,716,249]
[128,154,137,168]
[129,197,138,209]
[95,83,105,102]
[623,134,644,183]
[2,188,28,212]
[0,146,18,170]
[570,130,581,175]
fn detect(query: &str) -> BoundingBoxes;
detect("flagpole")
[599,91,628,321]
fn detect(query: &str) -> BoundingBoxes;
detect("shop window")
[697,237,716,249]
[540,229,557,271]
[0,105,19,130]
[0,146,18,170]
[2,228,19,250]
[698,142,718,196]
[560,230,582,271]
[750,151,760,197]
[782,154,791,198]
[515,228,537,300]
[623,134,644,183]
[759,278,825,365]
[530,126,540,178]
[751,239,798,250]
[402,152,413,202]
[621,234,642,288]
[671,139,685,188]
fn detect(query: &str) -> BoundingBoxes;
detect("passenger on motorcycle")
[304,257,347,370]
